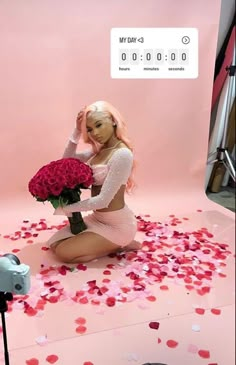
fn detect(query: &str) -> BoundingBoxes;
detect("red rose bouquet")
[28,158,94,234]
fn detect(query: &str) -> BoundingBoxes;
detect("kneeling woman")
[47,100,139,263]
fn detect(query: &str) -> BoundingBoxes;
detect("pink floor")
[0,191,235,365]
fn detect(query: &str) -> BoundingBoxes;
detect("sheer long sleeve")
[62,129,94,162]
[64,148,133,212]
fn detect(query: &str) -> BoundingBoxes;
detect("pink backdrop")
[1,2,236,365]
[0,0,223,217]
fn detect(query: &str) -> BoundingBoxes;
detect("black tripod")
[0,292,13,365]
[207,63,236,182]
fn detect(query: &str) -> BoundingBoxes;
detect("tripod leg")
[223,149,236,181]
[1,312,10,365]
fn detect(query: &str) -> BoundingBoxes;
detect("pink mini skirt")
[47,205,137,248]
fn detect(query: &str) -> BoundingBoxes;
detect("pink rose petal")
[188,344,198,354]
[35,335,48,346]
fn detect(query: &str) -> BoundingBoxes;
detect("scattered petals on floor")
[0,213,233,364]
[2,214,232,317]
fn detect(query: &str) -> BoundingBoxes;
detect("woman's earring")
[113,123,116,127]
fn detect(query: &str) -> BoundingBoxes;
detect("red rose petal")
[198,349,210,359]
[25,307,37,317]
[83,362,94,365]
[149,322,160,330]
[46,354,59,364]
[79,297,89,304]
[157,337,162,344]
[185,285,194,291]
[106,297,116,307]
[166,340,178,348]
[160,285,169,291]
[12,249,21,253]
[75,317,86,325]
[211,308,221,315]
[195,307,205,315]
[146,295,156,302]
[76,325,87,334]
[102,278,111,283]
[26,359,39,365]
[103,270,111,275]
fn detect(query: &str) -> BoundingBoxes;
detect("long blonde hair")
[80,101,136,193]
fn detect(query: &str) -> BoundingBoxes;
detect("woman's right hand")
[76,107,86,133]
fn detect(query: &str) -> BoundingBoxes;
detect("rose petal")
[198,349,210,359]
[166,340,178,348]
[46,355,59,364]
[146,295,156,302]
[160,285,169,291]
[76,325,87,334]
[149,322,160,330]
[187,344,198,354]
[75,317,86,325]
[192,324,201,332]
[211,308,221,315]
[195,308,205,315]
[26,359,39,365]
[35,335,48,346]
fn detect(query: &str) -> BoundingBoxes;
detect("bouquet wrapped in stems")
[28,158,94,234]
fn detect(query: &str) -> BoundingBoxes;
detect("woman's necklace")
[100,140,121,152]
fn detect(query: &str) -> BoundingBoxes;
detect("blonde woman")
[47,101,140,263]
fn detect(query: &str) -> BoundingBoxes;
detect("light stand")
[0,292,13,365]
[207,63,236,182]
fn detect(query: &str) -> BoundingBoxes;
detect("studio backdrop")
[0,0,221,216]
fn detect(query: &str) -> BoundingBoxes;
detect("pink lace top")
[88,164,109,186]
[62,142,133,212]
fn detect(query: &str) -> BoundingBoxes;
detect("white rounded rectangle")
[110,28,198,79]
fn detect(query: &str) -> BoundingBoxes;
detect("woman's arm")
[63,110,94,162]
[62,128,94,162]
[57,148,133,213]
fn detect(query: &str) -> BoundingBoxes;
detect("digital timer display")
[110,28,198,79]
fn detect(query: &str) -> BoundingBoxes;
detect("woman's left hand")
[53,206,72,217]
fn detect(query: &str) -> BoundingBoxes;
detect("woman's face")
[86,111,115,144]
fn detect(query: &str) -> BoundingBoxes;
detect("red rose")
[28,158,94,206]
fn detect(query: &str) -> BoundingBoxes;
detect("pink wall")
[0,0,221,199]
